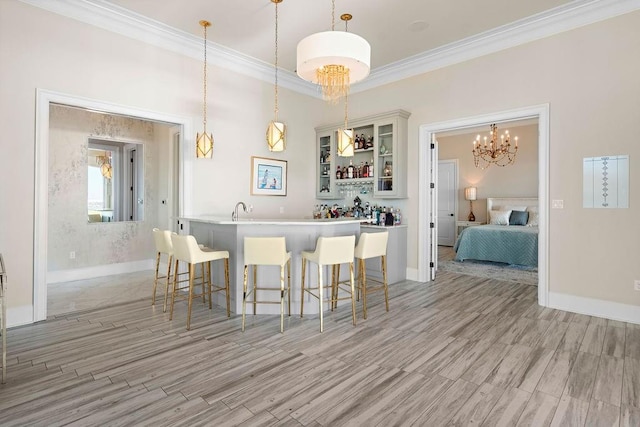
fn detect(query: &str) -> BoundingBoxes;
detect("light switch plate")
[552,200,564,209]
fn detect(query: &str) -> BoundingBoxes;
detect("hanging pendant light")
[296,0,370,104]
[196,20,214,159]
[266,0,286,152]
[96,153,113,180]
[337,88,354,157]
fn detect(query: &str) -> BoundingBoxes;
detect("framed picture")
[250,156,287,196]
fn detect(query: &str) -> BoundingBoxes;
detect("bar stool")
[170,234,230,330]
[152,228,175,312]
[300,235,356,332]
[242,237,292,333]
[354,231,389,319]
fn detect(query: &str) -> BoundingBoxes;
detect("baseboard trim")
[548,291,640,325]
[47,259,155,284]
[7,305,35,328]
[406,268,419,282]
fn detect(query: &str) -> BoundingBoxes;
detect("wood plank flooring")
[1,271,639,426]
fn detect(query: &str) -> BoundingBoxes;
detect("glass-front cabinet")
[315,109,410,199]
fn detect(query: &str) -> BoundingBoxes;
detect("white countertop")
[180,216,369,226]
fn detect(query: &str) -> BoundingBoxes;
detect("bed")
[453,197,538,267]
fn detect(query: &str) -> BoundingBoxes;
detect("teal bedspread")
[454,225,538,267]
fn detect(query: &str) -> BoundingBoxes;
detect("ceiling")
[24,0,639,96]
[106,0,575,73]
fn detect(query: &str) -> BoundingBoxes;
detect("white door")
[437,160,457,246]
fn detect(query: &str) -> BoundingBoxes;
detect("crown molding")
[19,0,320,97]
[21,0,640,98]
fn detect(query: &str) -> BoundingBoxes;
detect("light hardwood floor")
[2,271,639,426]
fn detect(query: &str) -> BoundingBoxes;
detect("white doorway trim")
[34,89,194,322]
[417,104,550,306]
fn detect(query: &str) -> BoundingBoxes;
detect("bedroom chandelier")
[472,123,518,169]
[296,0,370,104]
[96,153,112,180]
[266,0,286,152]
[196,19,214,159]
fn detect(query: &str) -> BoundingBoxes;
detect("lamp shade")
[266,121,286,152]
[464,187,477,201]
[337,128,354,157]
[296,31,370,85]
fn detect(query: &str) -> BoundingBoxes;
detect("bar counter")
[180,216,366,315]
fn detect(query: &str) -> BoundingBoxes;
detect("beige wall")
[438,124,539,223]
[347,10,640,309]
[0,0,332,323]
[48,105,165,273]
[1,0,639,324]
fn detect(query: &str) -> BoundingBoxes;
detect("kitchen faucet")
[232,201,248,221]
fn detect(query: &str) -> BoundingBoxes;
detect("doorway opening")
[34,89,194,322]
[417,104,549,306]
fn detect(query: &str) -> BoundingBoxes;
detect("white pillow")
[495,205,527,212]
[526,206,539,227]
[489,209,511,225]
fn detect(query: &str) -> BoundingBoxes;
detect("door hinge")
[430,143,435,149]
[430,262,434,268]
[430,222,435,228]
[430,183,435,189]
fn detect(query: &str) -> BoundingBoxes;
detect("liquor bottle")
[363,161,369,178]
[347,160,354,179]
[395,208,401,225]
[336,165,342,180]
[320,151,325,163]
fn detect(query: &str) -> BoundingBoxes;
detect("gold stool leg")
[242,265,248,331]
[318,264,324,332]
[163,255,172,312]
[382,255,389,312]
[152,251,160,305]
[349,262,357,326]
[224,258,231,317]
[169,259,179,320]
[287,260,291,317]
[253,265,258,315]
[200,263,206,303]
[186,264,195,330]
[362,259,368,320]
[280,264,285,333]
[300,258,306,317]
[206,261,213,309]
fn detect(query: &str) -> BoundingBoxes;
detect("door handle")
[449,213,454,216]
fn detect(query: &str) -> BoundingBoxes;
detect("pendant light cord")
[274,0,279,121]
[331,0,335,31]
[202,23,208,134]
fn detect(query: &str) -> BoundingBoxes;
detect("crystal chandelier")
[266,0,286,152]
[296,0,370,104]
[472,124,518,169]
[196,20,214,159]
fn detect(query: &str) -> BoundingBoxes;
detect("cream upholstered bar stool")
[354,231,389,319]
[152,228,176,312]
[169,234,230,330]
[242,237,292,333]
[300,235,356,332]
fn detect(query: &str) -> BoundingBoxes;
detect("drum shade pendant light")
[196,20,214,159]
[296,0,370,104]
[337,91,354,157]
[266,0,286,152]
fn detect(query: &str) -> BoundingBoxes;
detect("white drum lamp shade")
[297,31,370,102]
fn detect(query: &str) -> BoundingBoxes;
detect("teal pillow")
[509,210,529,226]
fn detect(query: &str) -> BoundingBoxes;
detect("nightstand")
[456,221,486,240]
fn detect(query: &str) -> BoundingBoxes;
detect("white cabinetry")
[315,109,410,200]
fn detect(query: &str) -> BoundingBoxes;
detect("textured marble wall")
[48,105,162,271]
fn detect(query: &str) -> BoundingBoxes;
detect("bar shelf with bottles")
[315,109,410,200]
